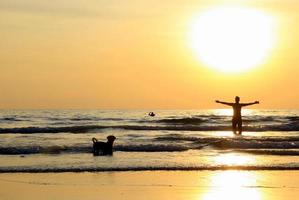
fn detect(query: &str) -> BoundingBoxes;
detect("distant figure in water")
[148,112,155,117]
[215,96,259,135]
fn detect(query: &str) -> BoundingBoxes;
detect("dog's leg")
[95,149,100,156]
[92,145,99,156]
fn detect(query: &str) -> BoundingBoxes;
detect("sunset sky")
[1,0,299,109]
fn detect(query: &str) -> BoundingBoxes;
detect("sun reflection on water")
[200,171,262,200]
[214,153,254,166]
[213,131,235,137]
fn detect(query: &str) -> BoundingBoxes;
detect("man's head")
[235,96,240,103]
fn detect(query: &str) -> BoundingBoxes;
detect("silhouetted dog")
[92,135,116,156]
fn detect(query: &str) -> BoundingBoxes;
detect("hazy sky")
[1,0,299,109]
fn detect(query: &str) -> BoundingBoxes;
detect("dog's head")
[107,135,116,143]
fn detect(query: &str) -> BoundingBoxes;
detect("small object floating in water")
[148,112,155,117]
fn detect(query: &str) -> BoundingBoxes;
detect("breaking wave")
[1,135,299,155]
[1,123,299,133]
[0,144,190,155]
[1,165,299,173]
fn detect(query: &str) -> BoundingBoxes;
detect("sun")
[189,6,276,73]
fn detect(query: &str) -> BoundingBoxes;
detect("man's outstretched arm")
[215,100,234,106]
[241,101,259,107]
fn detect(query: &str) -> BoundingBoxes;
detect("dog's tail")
[92,137,98,143]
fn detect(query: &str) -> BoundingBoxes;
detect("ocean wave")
[235,149,299,156]
[286,116,299,121]
[46,117,125,121]
[0,117,24,122]
[213,139,299,149]
[0,146,90,155]
[1,138,299,155]
[153,115,297,124]
[0,144,190,155]
[1,165,299,173]
[115,144,189,152]
[154,136,299,149]
[0,125,104,133]
[155,135,299,143]
[1,123,299,133]
[156,117,207,124]
[69,117,125,121]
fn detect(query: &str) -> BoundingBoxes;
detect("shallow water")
[1,109,299,172]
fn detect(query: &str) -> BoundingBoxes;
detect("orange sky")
[1,0,299,109]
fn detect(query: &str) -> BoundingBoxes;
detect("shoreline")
[2,167,299,173]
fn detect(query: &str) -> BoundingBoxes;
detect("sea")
[1,109,299,172]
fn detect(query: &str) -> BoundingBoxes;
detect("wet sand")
[0,170,298,200]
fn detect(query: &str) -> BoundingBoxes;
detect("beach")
[1,171,299,200]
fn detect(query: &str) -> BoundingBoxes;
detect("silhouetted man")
[215,96,259,135]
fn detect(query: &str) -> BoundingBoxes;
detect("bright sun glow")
[189,6,276,73]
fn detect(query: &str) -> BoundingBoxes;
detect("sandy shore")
[0,170,298,200]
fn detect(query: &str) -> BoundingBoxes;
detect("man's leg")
[232,119,237,134]
[237,120,242,135]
